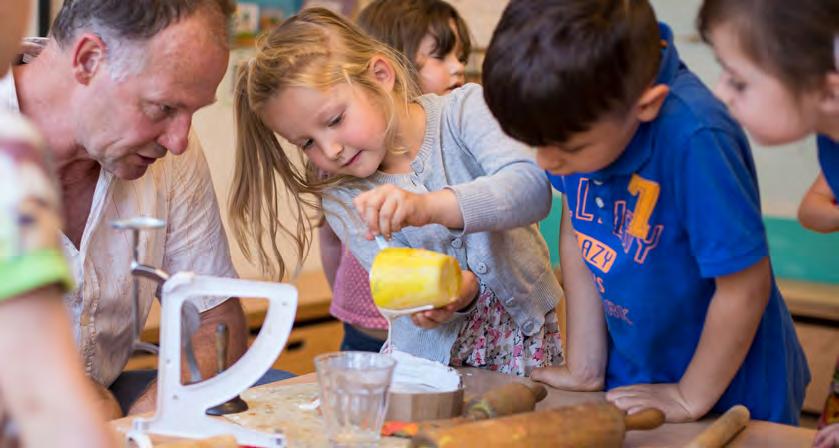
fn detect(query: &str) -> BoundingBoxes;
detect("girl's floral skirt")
[450,286,564,376]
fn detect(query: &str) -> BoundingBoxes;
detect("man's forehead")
[133,22,228,109]
[137,70,219,109]
[148,9,229,52]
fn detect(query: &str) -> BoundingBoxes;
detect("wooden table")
[112,368,816,447]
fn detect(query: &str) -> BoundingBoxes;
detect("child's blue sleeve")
[674,128,769,278]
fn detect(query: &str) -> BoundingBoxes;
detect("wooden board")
[779,278,839,322]
[223,382,407,448]
[795,322,839,413]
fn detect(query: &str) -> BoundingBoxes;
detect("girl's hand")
[354,185,432,239]
[411,270,479,329]
[814,423,839,448]
[606,383,702,423]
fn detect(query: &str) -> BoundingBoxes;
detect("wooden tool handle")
[685,405,750,448]
[154,435,238,448]
[214,323,229,374]
[624,408,665,431]
[465,382,548,419]
[527,382,548,402]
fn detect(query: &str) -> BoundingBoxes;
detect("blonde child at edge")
[229,8,563,375]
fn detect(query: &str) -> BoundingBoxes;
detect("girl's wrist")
[426,189,463,228]
[453,282,480,314]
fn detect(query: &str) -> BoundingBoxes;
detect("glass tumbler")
[315,351,396,447]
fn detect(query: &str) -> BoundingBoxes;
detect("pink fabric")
[329,245,388,329]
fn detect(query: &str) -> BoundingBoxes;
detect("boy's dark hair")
[51,0,235,47]
[357,0,472,69]
[483,0,661,147]
[698,0,839,95]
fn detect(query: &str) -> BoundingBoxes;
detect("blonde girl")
[230,8,563,375]
[320,0,475,353]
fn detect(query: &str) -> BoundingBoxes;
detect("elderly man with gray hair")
[2,0,291,417]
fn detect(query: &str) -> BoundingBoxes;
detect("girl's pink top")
[329,245,388,329]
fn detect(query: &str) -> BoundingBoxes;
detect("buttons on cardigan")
[593,179,604,186]
[595,197,605,208]
[476,262,488,274]
[522,319,536,335]
[451,237,463,249]
[504,297,519,311]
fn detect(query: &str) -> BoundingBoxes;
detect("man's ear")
[71,33,107,85]
[635,84,670,123]
[818,72,839,116]
[368,55,396,92]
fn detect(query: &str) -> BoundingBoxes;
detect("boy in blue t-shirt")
[482,0,809,424]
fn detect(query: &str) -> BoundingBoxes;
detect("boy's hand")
[814,423,839,448]
[411,270,479,329]
[354,185,432,239]
[606,383,702,423]
[354,186,463,239]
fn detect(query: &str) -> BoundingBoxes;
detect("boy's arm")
[798,173,839,233]
[607,257,771,422]
[530,199,607,391]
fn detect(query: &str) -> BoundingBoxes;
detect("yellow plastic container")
[370,248,462,310]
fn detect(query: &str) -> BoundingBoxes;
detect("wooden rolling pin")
[465,381,548,419]
[383,382,548,437]
[411,403,664,448]
[685,405,751,448]
[154,435,238,448]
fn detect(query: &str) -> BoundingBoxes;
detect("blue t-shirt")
[817,134,839,197]
[547,24,809,424]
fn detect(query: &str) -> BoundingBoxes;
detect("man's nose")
[159,114,192,155]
